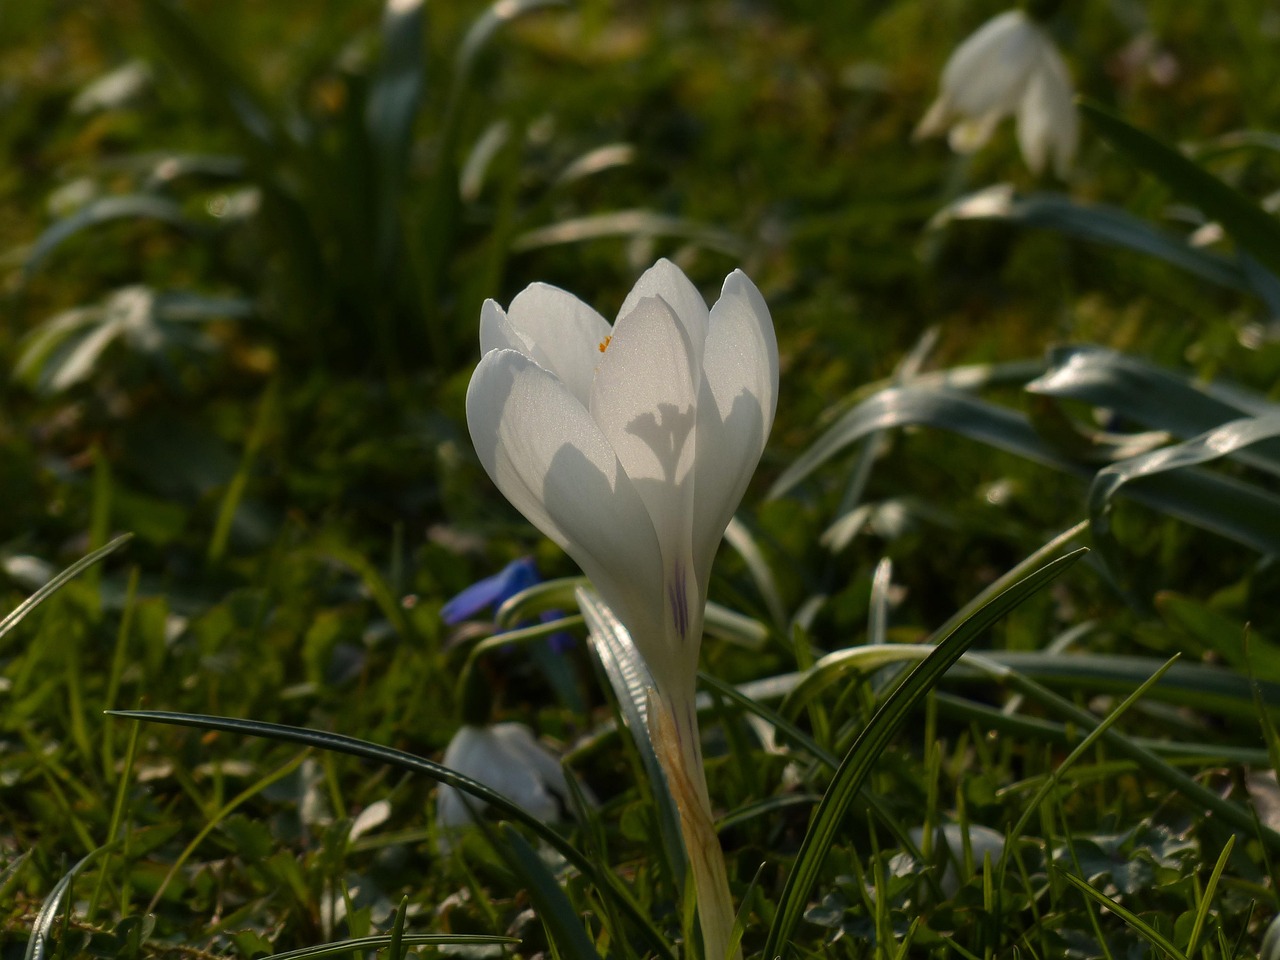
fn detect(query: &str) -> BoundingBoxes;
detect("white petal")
[437,724,565,838]
[485,283,612,407]
[616,258,709,367]
[591,295,699,549]
[590,295,702,656]
[1017,45,1078,178]
[480,299,522,356]
[491,723,577,803]
[914,94,954,141]
[942,10,1040,120]
[691,270,778,583]
[466,347,667,648]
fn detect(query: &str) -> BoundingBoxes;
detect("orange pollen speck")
[598,335,612,353]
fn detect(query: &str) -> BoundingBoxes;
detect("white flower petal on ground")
[916,8,1078,177]
[436,722,583,851]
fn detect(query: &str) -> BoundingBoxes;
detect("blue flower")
[441,556,540,625]
[441,556,575,655]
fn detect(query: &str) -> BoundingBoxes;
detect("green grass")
[3,0,1280,957]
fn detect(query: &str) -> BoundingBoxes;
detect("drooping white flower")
[436,722,577,847]
[465,259,778,705]
[916,9,1078,178]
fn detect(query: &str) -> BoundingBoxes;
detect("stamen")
[598,335,612,353]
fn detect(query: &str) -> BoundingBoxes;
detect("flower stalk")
[649,688,739,960]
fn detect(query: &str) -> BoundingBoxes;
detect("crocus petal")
[691,270,779,584]
[591,295,699,545]
[481,285,612,407]
[466,347,667,649]
[1017,48,1078,178]
[590,296,701,660]
[617,258,710,369]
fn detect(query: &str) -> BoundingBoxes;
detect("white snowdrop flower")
[916,9,1078,177]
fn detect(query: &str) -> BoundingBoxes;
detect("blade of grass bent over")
[1080,99,1280,278]
[0,534,132,645]
[761,547,1087,960]
[107,708,673,960]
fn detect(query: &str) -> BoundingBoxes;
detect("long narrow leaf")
[0,534,133,645]
[1090,414,1280,574]
[1080,100,1280,278]
[495,823,604,960]
[1058,870,1190,960]
[25,846,114,960]
[24,196,191,278]
[761,547,1086,960]
[768,386,1082,499]
[106,709,673,960]
[932,185,1251,291]
[265,934,517,960]
[578,588,688,888]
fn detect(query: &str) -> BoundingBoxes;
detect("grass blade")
[1090,414,1280,575]
[494,822,603,960]
[932,184,1251,291]
[1080,99,1280,278]
[1058,870,1190,960]
[23,196,192,279]
[264,934,518,960]
[761,547,1086,960]
[106,708,674,960]
[0,534,133,646]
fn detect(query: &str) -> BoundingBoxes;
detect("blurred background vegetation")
[4,0,1280,956]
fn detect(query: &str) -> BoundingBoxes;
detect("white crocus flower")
[466,258,778,960]
[916,9,1078,178]
[436,723,577,849]
[466,259,778,707]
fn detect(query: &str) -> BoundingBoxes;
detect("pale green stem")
[649,688,739,960]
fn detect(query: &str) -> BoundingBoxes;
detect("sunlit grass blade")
[512,209,746,256]
[768,386,1079,499]
[1185,836,1235,958]
[1080,99,1280,278]
[0,534,132,645]
[986,663,1280,853]
[933,691,1270,764]
[262,934,518,960]
[22,196,191,279]
[24,845,114,960]
[999,657,1180,884]
[578,587,687,889]
[106,708,674,960]
[1028,345,1280,470]
[1058,870,1191,960]
[493,823,604,960]
[1090,413,1280,575]
[761,547,1086,960]
[931,184,1252,291]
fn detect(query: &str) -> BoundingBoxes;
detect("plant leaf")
[1080,99,1280,278]
[761,547,1086,960]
